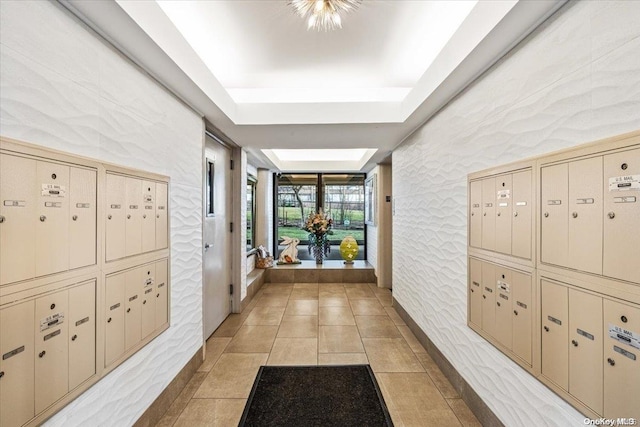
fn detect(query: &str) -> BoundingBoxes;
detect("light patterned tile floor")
[156,282,481,427]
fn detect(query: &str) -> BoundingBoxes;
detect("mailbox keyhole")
[51,173,57,179]
[502,274,505,279]
[50,303,55,310]
[621,315,628,323]
[621,163,628,170]
[502,182,505,187]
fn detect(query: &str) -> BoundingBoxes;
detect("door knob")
[72,215,78,221]
[40,215,47,222]
[572,212,578,218]
[544,212,549,218]
[608,212,615,219]
[571,339,578,347]
[607,358,615,366]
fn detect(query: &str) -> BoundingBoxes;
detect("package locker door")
[511,170,532,259]
[541,280,569,390]
[155,182,168,250]
[68,281,96,390]
[603,299,640,420]
[603,148,640,284]
[141,264,156,339]
[469,180,482,248]
[125,178,142,257]
[0,301,35,427]
[105,174,126,261]
[105,273,125,366]
[512,271,532,365]
[35,290,69,413]
[69,167,97,269]
[35,161,70,277]
[141,181,156,253]
[568,157,603,275]
[568,288,603,414]
[0,154,37,285]
[481,262,496,338]
[125,267,142,351]
[155,258,169,328]
[495,175,513,255]
[481,178,496,251]
[468,258,482,327]
[541,163,569,267]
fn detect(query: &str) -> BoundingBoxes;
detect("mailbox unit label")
[609,175,640,192]
[3,200,26,207]
[608,324,640,350]
[614,345,637,361]
[40,312,64,332]
[497,190,511,199]
[41,184,66,197]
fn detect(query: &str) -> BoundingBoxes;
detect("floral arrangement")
[304,209,333,262]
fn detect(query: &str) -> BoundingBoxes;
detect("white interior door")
[203,136,232,338]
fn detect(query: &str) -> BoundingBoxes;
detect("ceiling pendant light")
[290,0,362,31]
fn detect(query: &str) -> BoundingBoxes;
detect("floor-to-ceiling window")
[274,173,366,260]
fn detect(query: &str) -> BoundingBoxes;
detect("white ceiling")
[62,0,566,171]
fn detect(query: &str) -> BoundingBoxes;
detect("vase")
[312,244,324,264]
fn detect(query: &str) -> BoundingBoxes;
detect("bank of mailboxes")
[104,259,168,366]
[0,153,97,285]
[468,257,533,366]
[469,169,532,259]
[1,139,170,427]
[468,132,640,419]
[105,173,168,261]
[541,280,640,420]
[541,148,640,283]
[0,280,96,427]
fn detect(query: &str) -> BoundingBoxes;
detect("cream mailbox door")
[603,148,640,284]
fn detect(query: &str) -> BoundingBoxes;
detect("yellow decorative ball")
[339,236,359,264]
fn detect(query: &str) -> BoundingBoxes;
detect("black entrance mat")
[239,365,394,427]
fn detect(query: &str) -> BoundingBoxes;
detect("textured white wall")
[393,1,640,425]
[0,2,204,425]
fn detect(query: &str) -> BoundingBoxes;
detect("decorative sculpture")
[339,235,359,264]
[278,236,301,264]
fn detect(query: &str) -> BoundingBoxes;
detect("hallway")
[157,282,481,426]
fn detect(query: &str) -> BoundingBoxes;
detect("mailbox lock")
[72,215,78,221]
[127,308,131,313]
[143,214,147,219]
[513,310,518,316]
[147,271,151,275]
[497,212,501,217]
[156,214,160,219]
[107,317,112,323]
[71,334,78,341]
[513,212,518,217]
[608,212,615,219]
[544,326,550,332]
[621,163,628,170]
[471,212,474,216]
[572,212,578,218]
[0,371,4,379]
[50,303,55,310]
[621,315,628,323]
[0,215,5,223]
[482,295,486,300]
[39,351,46,358]
[483,213,486,217]
[40,215,47,222]
[156,293,160,298]
[544,212,549,218]
[108,214,112,220]
[143,300,147,305]
[572,340,578,347]
[607,358,615,366]
[470,288,474,293]
[497,302,501,307]
[127,214,131,219]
